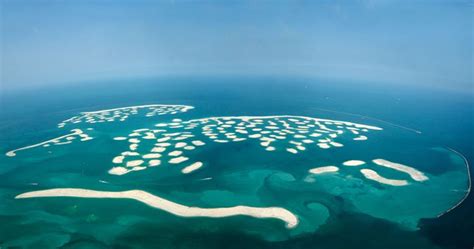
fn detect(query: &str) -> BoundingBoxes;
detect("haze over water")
[1,1,473,249]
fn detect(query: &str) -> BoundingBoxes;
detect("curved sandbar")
[372,159,428,182]
[15,188,299,229]
[6,129,88,157]
[360,169,408,186]
[437,148,472,217]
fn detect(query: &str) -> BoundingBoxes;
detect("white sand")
[157,137,171,142]
[149,160,161,167]
[329,142,343,147]
[342,160,366,166]
[296,145,306,151]
[309,166,339,174]
[122,151,139,156]
[183,146,195,150]
[360,169,408,186]
[260,141,271,147]
[112,156,125,164]
[182,162,203,174]
[128,138,140,144]
[132,166,146,172]
[156,143,171,147]
[142,153,162,159]
[168,150,183,157]
[15,188,298,228]
[114,137,127,141]
[126,160,144,167]
[317,143,330,149]
[353,135,368,141]
[286,148,298,154]
[372,159,428,182]
[192,140,205,146]
[108,167,130,175]
[175,142,187,148]
[151,147,166,153]
[266,146,276,151]
[169,156,189,164]
[129,144,138,151]
[214,140,228,143]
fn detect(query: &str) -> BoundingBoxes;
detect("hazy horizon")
[1,0,472,92]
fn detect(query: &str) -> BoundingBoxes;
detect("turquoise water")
[0,77,471,248]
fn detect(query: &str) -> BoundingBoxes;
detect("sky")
[0,0,472,92]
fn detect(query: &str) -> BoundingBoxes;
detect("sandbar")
[182,162,203,174]
[360,169,408,186]
[15,188,299,228]
[169,156,189,164]
[309,166,339,174]
[372,159,428,182]
[342,160,366,166]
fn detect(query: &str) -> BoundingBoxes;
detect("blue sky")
[1,0,472,91]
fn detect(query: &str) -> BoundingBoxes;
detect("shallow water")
[0,77,471,248]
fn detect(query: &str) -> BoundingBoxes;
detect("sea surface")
[0,76,472,249]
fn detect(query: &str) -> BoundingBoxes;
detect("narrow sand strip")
[342,160,366,166]
[169,156,189,164]
[372,159,428,181]
[309,166,339,174]
[15,188,298,228]
[353,135,367,141]
[360,169,408,186]
[182,162,203,174]
[6,129,87,157]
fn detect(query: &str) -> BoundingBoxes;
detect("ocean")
[0,76,472,249]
